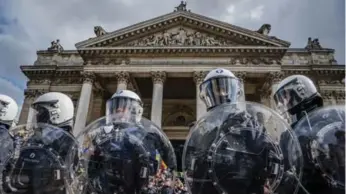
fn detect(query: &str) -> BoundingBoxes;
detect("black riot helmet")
[273,75,323,124]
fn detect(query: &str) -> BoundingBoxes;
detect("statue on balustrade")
[305,37,322,50]
[48,39,64,52]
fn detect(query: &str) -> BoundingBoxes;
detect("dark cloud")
[0,0,344,108]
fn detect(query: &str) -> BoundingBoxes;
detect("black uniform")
[2,126,76,194]
[278,104,345,194]
[186,110,272,194]
[87,123,176,194]
[0,124,13,168]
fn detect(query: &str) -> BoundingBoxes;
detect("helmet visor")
[274,77,317,116]
[199,77,242,110]
[30,100,59,125]
[106,97,142,123]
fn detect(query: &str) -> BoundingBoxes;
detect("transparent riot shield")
[0,126,14,186]
[0,122,79,194]
[183,102,304,194]
[67,112,177,194]
[293,105,345,191]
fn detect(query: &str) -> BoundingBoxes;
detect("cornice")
[36,50,79,55]
[21,65,83,79]
[78,46,287,57]
[286,48,335,53]
[76,12,289,48]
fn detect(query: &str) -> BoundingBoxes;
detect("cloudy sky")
[0,0,345,116]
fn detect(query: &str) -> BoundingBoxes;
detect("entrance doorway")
[170,140,185,172]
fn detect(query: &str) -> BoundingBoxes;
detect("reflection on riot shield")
[0,126,14,186]
[293,105,345,192]
[183,102,304,194]
[67,112,177,194]
[0,123,78,194]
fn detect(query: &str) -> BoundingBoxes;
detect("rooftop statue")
[47,39,63,53]
[174,1,189,12]
[94,26,108,37]
[305,37,322,50]
[257,24,271,36]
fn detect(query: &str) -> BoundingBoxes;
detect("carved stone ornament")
[47,39,64,53]
[334,91,345,100]
[230,57,277,66]
[28,79,51,85]
[193,71,207,84]
[81,72,96,83]
[94,26,108,37]
[318,79,343,85]
[320,90,334,100]
[125,27,236,47]
[24,89,48,98]
[268,72,284,83]
[151,71,166,84]
[235,72,247,83]
[115,71,130,84]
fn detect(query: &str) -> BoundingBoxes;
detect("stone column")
[235,72,247,102]
[73,72,95,136]
[150,71,166,128]
[115,71,130,92]
[193,71,207,120]
[18,89,46,124]
[268,72,284,109]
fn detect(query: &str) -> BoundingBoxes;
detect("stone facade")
[19,5,345,139]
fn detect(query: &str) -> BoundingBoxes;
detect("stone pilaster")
[150,71,166,128]
[115,71,130,92]
[235,72,247,102]
[193,71,207,120]
[73,72,95,136]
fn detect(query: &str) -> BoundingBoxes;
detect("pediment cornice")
[76,11,290,49]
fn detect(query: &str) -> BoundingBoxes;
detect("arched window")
[163,112,194,126]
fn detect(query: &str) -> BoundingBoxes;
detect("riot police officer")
[1,92,78,194]
[79,90,176,194]
[183,68,303,194]
[273,75,345,194]
[0,94,18,180]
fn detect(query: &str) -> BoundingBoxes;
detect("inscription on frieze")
[125,27,237,47]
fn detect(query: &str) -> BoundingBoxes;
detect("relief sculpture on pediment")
[125,27,236,47]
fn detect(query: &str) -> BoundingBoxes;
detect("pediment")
[76,11,290,49]
[121,26,238,47]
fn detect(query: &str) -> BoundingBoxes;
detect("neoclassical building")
[18,3,345,165]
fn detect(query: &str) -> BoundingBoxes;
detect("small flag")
[160,160,167,170]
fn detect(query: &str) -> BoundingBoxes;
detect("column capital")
[335,90,345,100]
[115,71,130,85]
[24,89,48,98]
[235,72,247,83]
[151,71,166,84]
[81,72,96,83]
[267,72,284,84]
[193,71,207,85]
[320,90,334,99]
